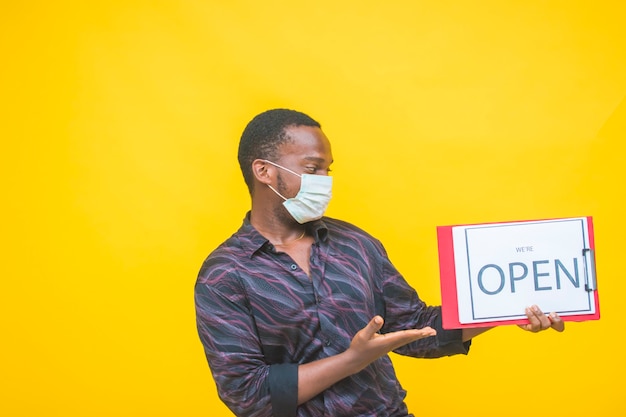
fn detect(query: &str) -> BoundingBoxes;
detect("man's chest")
[243,248,381,357]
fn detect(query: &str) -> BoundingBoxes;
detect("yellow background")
[2,1,625,416]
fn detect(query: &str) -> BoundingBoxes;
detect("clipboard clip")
[582,248,597,292]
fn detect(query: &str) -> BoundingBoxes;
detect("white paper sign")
[451,217,596,324]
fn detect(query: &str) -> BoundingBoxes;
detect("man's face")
[274,125,333,200]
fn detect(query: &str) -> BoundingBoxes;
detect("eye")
[312,167,332,175]
[304,164,331,175]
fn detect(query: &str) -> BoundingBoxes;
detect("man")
[194,108,564,417]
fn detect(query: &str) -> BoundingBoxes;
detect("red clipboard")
[437,216,600,329]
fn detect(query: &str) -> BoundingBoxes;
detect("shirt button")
[324,339,331,347]
[290,264,297,270]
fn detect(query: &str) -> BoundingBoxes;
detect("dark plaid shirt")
[195,214,470,417]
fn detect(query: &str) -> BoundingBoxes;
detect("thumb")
[362,316,384,339]
[548,312,565,332]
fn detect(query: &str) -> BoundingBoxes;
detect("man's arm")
[196,275,436,415]
[296,316,436,405]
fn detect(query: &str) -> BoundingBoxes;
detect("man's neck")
[250,207,305,245]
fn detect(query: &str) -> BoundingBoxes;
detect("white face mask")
[264,160,333,224]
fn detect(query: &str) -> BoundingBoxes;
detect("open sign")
[476,257,581,295]
[437,217,599,328]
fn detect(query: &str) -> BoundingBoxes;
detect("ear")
[251,159,273,185]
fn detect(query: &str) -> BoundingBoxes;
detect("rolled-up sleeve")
[268,363,298,417]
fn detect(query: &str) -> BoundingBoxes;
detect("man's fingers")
[548,312,565,332]
[520,306,565,333]
[411,327,437,340]
[360,316,436,347]
[521,305,547,332]
[379,327,437,352]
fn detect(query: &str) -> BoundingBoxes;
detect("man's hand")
[518,305,565,333]
[344,316,436,373]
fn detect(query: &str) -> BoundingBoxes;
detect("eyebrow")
[303,156,333,164]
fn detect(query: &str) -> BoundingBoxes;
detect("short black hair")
[238,108,321,194]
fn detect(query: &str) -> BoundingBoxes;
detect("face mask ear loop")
[267,184,288,201]
[263,160,302,178]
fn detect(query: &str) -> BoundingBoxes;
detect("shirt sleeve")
[194,263,298,417]
[376,245,471,358]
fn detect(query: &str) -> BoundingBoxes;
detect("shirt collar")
[238,212,329,258]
